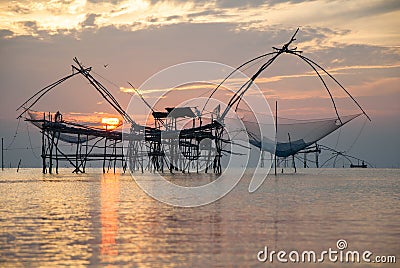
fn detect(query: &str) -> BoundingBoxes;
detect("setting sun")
[101,117,120,130]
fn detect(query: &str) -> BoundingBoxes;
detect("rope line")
[5,117,21,150]
[26,122,40,159]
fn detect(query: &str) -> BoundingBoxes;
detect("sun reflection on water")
[100,173,119,258]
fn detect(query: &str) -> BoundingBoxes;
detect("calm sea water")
[0,168,399,267]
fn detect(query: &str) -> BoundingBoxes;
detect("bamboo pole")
[103,138,107,173]
[1,138,4,171]
[17,159,21,172]
[275,101,277,176]
[55,132,59,174]
[42,113,46,174]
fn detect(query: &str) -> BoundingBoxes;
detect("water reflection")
[100,173,119,258]
[0,168,399,267]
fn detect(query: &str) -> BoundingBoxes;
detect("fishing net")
[26,110,110,144]
[234,107,361,157]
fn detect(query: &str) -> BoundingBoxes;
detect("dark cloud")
[81,14,100,28]
[87,0,124,4]
[217,0,268,8]
[313,43,400,70]
[266,0,316,6]
[149,0,400,12]
[111,6,128,14]
[313,0,400,21]
[55,0,75,4]
[166,15,182,21]
[147,17,159,23]
[0,29,14,38]
[148,0,314,8]
[149,0,268,8]
[361,0,400,16]
[22,21,38,29]
[15,21,58,38]
[187,9,226,18]
[18,21,40,35]
[9,4,31,14]
[299,26,351,44]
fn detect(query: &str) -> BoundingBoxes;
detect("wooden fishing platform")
[18,29,372,174]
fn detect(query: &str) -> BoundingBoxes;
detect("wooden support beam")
[103,138,107,173]
[275,101,277,176]
[1,137,4,171]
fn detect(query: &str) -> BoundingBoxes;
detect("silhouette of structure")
[18,29,370,174]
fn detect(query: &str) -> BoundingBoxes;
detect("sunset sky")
[0,0,399,167]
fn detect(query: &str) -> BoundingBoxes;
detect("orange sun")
[101,117,120,130]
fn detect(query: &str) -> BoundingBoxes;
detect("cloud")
[15,21,41,36]
[310,43,400,71]
[81,13,100,28]
[0,18,399,167]
[166,15,182,21]
[0,29,13,38]
[150,0,267,8]
[147,16,159,23]
[187,9,226,18]
[215,0,266,8]
[1,22,396,108]
[87,0,124,4]
[351,0,400,18]
[266,0,315,5]
[0,0,398,50]
[9,4,31,14]
[22,21,38,29]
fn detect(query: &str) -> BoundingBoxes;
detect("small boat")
[350,161,367,168]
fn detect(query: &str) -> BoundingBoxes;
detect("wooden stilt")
[275,101,278,176]
[17,159,21,172]
[41,113,46,174]
[49,131,55,174]
[55,132,59,174]
[1,138,4,171]
[103,138,107,173]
